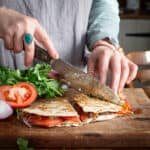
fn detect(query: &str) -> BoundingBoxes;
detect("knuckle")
[113,52,121,58]
[5,29,13,37]
[122,66,128,73]
[22,17,30,27]
[32,18,39,25]
[122,61,129,71]
[15,48,20,52]
[23,16,38,26]
[4,41,11,50]
[41,36,47,42]
[13,24,22,33]
[100,50,108,57]
[100,67,107,74]
[112,66,120,74]
[40,36,48,45]
[114,70,120,75]
[22,16,28,23]
[14,45,22,53]
[14,49,21,53]
[15,22,22,30]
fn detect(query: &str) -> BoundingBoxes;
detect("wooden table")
[0,88,150,149]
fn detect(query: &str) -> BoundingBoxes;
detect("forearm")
[87,0,120,50]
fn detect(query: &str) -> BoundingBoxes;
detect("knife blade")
[35,45,123,106]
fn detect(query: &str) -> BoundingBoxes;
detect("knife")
[35,45,123,106]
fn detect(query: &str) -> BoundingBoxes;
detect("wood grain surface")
[0,88,150,149]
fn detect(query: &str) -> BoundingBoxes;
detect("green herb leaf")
[15,109,22,119]
[17,138,34,150]
[0,64,64,98]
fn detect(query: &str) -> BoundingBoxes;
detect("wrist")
[92,39,125,55]
[92,39,116,51]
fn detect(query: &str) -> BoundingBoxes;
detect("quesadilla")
[65,90,132,123]
[21,89,132,128]
[21,97,81,127]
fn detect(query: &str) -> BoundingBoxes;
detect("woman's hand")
[0,7,58,66]
[87,41,138,94]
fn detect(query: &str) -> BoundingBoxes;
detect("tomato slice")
[62,116,81,123]
[121,100,132,114]
[26,115,81,127]
[3,82,37,108]
[0,85,12,99]
[80,113,89,121]
[28,115,63,127]
[116,100,133,115]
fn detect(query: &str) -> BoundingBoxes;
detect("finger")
[23,33,35,66]
[110,54,121,94]
[35,23,59,59]
[4,35,14,50]
[13,32,23,53]
[127,61,138,83]
[118,58,129,92]
[87,54,96,76]
[98,51,111,84]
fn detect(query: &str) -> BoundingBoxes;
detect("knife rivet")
[78,88,81,91]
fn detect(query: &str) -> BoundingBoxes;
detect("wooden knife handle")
[35,45,51,64]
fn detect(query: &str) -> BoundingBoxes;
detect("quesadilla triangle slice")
[21,98,81,128]
[66,91,132,123]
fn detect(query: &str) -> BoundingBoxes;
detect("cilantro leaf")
[17,138,34,150]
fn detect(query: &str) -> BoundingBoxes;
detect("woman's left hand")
[87,41,138,94]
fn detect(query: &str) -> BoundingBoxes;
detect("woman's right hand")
[0,7,59,66]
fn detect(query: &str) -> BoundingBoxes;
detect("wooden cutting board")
[0,88,150,149]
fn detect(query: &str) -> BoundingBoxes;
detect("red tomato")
[27,115,81,127]
[2,82,37,108]
[0,85,12,99]
[116,100,132,115]
[121,100,132,114]
[29,115,63,127]
[80,113,89,121]
[62,116,81,123]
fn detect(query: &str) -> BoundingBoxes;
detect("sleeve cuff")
[87,31,119,50]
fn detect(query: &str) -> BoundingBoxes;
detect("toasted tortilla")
[22,97,81,127]
[72,93,122,113]
[23,97,78,117]
[65,90,123,123]
[95,113,120,121]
